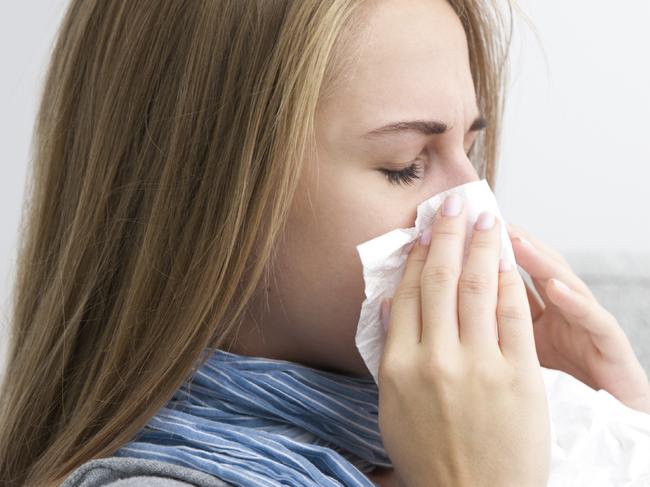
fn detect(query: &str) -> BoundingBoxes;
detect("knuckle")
[499,268,522,287]
[419,352,461,383]
[459,271,492,295]
[469,359,507,387]
[497,303,529,323]
[379,355,413,388]
[433,222,462,238]
[428,230,461,249]
[421,265,457,291]
[393,283,420,303]
[379,355,403,380]
[499,274,529,300]
[470,236,497,251]
[407,247,428,266]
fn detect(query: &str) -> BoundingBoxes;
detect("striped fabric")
[113,349,392,486]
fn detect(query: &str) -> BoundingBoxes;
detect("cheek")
[277,176,372,313]
[271,161,422,343]
[300,160,418,244]
[273,204,365,337]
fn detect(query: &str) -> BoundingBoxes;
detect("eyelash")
[381,147,475,187]
[380,161,423,187]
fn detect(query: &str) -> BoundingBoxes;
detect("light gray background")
[1,1,649,377]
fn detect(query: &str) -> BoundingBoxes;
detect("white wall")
[497,0,650,254]
[0,1,69,375]
[1,1,649,373]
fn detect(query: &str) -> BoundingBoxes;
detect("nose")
[436,151,481,190]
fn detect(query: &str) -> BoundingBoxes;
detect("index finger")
[383,235,430,357]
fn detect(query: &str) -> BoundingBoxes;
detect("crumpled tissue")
[355,178,650,486]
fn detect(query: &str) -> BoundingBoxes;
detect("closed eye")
[381,143,477,187]
[380,161,423,187]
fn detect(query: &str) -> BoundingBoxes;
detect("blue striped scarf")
[113,349,392,486]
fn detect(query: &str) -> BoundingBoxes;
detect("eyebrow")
[361,113,487,139]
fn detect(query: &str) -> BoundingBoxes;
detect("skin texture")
[231,0,483,378]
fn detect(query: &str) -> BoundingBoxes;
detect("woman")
[1,0,648,486]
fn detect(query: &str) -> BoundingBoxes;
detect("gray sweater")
[58,456,235,487]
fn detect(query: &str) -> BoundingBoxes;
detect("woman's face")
[233,0,485,376]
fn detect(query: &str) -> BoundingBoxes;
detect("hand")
[507,222,650,414]
[377,195,550,487]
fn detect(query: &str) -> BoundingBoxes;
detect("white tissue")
[354,178,650,486]
[543,367,650,485]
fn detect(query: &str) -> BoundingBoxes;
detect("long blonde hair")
[0,1,513,485]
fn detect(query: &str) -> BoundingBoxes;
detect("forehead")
[318,0,478,139]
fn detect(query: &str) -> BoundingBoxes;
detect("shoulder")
[58,456,234,487]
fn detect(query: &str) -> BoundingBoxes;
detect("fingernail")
[515,236,535,251]
[551,278,570,293]
[499,257,513,272]
[381,298,390,333]
[442,193,463,217]
[420,226,433,246]
[475,211,495,230]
